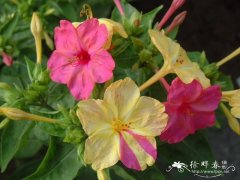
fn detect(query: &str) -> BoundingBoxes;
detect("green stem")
[216,47,240,67]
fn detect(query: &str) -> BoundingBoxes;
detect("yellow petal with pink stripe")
[120,131,156,171]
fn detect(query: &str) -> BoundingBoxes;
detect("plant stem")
[216,47,240,67]
[139,67,169,92]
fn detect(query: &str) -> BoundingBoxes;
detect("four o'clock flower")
[160,78,221,144]
[139,30,210,91]
[222,90,240,118]
[1,52,13,66]
[47,19,115,100]
[77,78,168,171]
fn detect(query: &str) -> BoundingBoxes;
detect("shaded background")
[131,0,240,179]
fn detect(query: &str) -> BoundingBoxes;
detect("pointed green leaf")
[24,138,82,180]
[0,121,33,172]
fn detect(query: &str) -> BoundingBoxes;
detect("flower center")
[112,119,131,132]
[68,50,90,66]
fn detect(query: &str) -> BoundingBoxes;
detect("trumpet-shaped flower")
[160,78,221,144]
[48,19,115,100]
[222,90,240,118]
[139,30,210,91]
[77,78,168,171]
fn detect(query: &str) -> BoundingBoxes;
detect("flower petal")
[189,85,221,112]
[104,78,140,120]
[160,106,215,144]
[77,99,113,136]
[84,130,119,170]
[124,96,168,136]
[231,106,240,118]
[120,131,156,171]
[148,30,180,65]
[67,68,95,100]
[89,49,115,83]
[54,20,80,51]
[99,18,128,49]
[168,78,203,103]
[47,51,75,84]
[77,18,108,53]
[175,60,210,89]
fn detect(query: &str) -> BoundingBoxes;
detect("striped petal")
[120,131,156,171]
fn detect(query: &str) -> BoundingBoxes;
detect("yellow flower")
[98,18,128,49]
[220,103,240,135]
[73,18,128,49]
[222,90,240,118]
[77,78,168,171]
[139,30,210,91]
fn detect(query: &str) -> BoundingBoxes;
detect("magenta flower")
[160,78,221,144]
[47,19,115,100]
[1,52,13,66]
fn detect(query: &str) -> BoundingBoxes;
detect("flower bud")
[166,11,187,33]
[0,107,29,120]
[31,12,43,64]
[0,107,57,123]
[113,0,125,16]
[1,52,13,66]
[157,0,186,30]
[64,126,85,144]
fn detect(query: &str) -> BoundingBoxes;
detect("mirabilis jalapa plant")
[0,0,240,179]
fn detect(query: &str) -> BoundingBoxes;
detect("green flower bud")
[63,126,85,144]
[38,70,50,84]
[203,63,219,78]
[139,49,152,63]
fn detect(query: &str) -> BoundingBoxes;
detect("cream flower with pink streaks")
[47,18,115,100]
[77,78,168,171]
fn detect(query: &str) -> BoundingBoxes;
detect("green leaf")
[110,165,136,180]
[37,122,65,137]
[24,138,82,180]
[0,13,19,39]
[141,5,163,31]
[0,121,33,172]
[213,72,234,91]
[25,56,36,82]
[114,67,150,86]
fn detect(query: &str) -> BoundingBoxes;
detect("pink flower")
[47,19,115,100]
[160,78,221,144]
[1,52,13,66]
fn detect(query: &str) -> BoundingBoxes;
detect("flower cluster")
[45,0,230,175]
